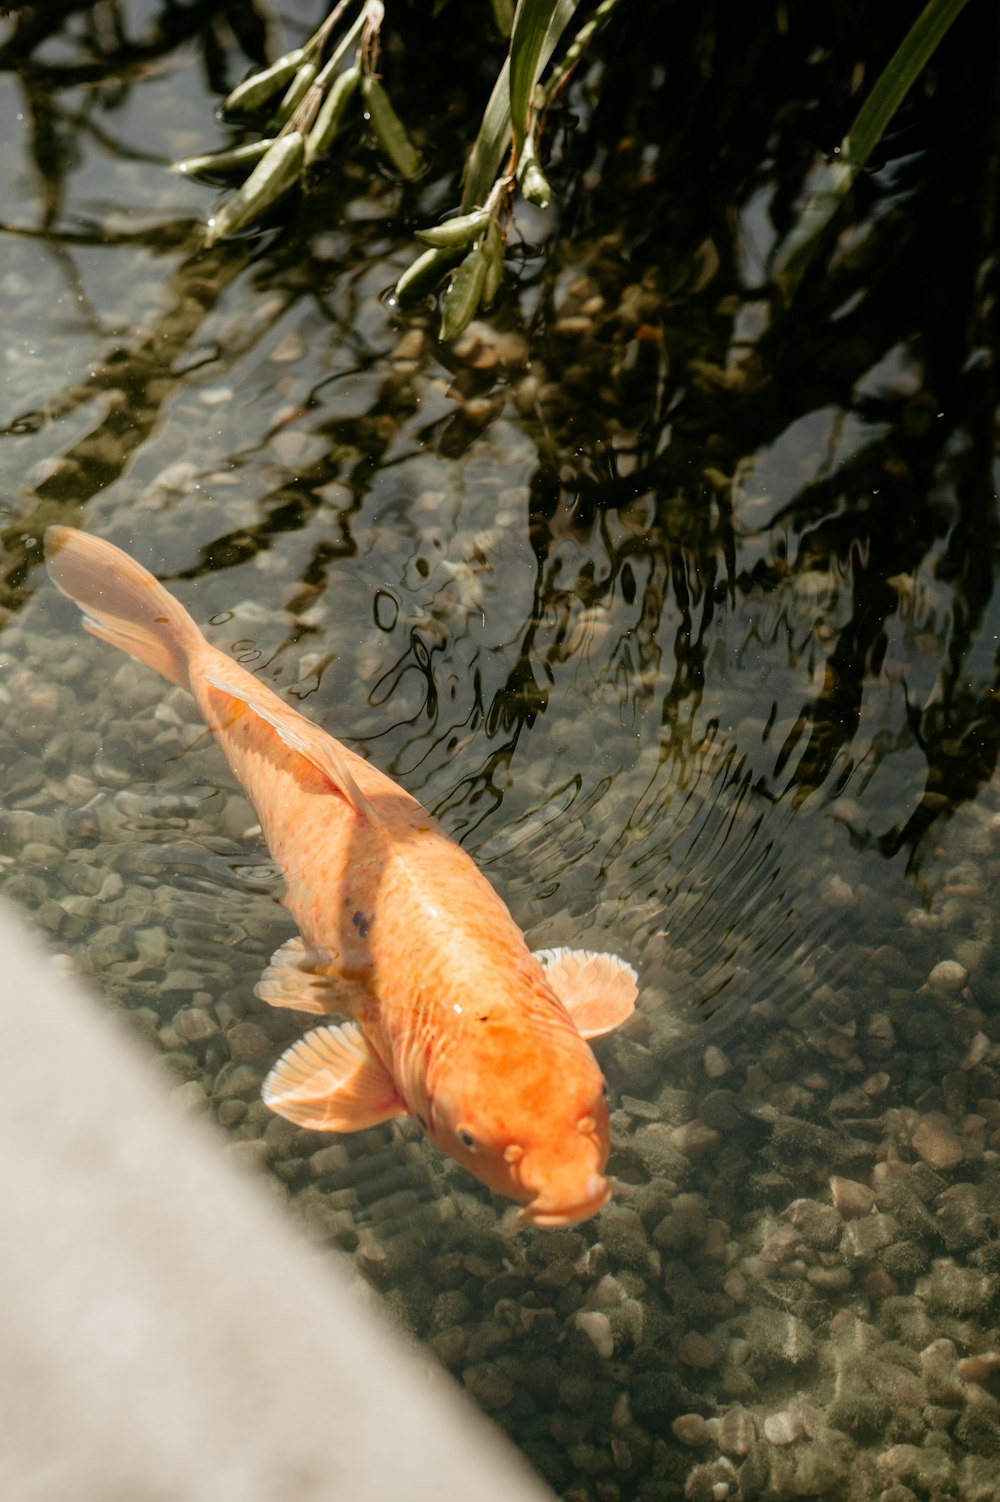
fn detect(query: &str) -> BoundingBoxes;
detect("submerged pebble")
[672,1413,712,1447]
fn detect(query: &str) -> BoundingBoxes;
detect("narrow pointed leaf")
[482,218,504,305]
[222,49,306,119]
[439,246,488,341]
[509,0,579,157]
[774,0,972,300]
[361,74,421,180]
[204,131,305,247]
[416,209,490,249]
[461,0,576,211]
[305,65,361,166]
[395,245,462,301]
[172,139,276,179]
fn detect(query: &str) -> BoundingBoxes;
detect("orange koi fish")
[46,528,637,1227]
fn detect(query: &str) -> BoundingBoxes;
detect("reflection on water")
[2,2,1000,1498]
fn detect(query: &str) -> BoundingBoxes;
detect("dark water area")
[2,2,1000,1499]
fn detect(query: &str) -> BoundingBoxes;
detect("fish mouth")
[519,1175,612,1229]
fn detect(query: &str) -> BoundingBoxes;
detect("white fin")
[262,1022,406,1131]
[535,947,638,1039]
[45,527,199,690]
[255,935,372,1016]
[204,657,377,822]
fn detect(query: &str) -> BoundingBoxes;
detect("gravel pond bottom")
[3,566,1000,1502]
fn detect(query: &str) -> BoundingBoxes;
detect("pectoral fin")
[256,935,371,1016]
[535,947,638,1039]
[262,1022,406,1131]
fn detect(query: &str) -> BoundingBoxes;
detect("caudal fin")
[45,527,200,691]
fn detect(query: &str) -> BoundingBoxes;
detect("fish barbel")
[45,528,638,1227]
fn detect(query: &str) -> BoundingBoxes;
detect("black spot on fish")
[352,910,371,938]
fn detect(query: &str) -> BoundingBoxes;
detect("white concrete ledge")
[0,903,551,1502]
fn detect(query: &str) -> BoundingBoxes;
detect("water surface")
[2,4,1000,1499]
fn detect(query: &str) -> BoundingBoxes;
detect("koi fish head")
[429,1032,613,1228]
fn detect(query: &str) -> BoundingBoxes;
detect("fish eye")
[458,1129,477,1151]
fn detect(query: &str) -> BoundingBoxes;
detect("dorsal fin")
[204,659,378,823]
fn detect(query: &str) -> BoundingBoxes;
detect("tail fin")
[45,527,201,691]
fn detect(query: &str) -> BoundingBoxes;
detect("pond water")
[2,3,1000,1500]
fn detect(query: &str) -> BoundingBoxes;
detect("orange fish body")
[46,527,637,1226]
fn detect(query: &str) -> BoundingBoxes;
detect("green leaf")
[461,56,513,212]
[304,65,361,167]
[439,246,489,341]
[509,0,557,158]
[774,0,973,301]
[396,245,462,301]
[461,0,577,211]
[510,0,580,156]
[481,218,504,306]
[416,209,490,248]
[204,131,305,247]
[222,50,306,120]
[361,74,422,181]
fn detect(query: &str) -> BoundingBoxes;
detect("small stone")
[861,1268,897,1298]
[310,1143,351,1175]
[671,1120,722,1159]
[941,1070,968,1117]
[822,874,856,909]
[763,1409,802,1445]
[270,331,306,363]
[743,1308,815,1366]
[788,1198,842,1248]
[574,1311,614,1359]
[699,1090,744,1133]
[716,1404,757,1457]
[840,1213,900,1267]
[961,1031,991,1070]
[911,1115,965,1170]
[917,1258,999,1315]
[392,328,425,362]
[213,1062,263,1100]
[672,1413,712,1447]
[226,1021,271,1061]
[935,1182,991,1252]
[807,1265,853,1293]
[927,959,968,992]
[677,1331,717,1368]
[722,1269,747,1302]
[704,1045,731,1079]
[790,1441,847,1494]
[957,1351,1000,1383]
[829,1175,876,1218]
[630,1121,689,1178]
[173,1007,220,1043]
[611,1437,632,1470]
[493,331,529,366]
[652,1194,707,1254]
[217,1099,247,1127]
